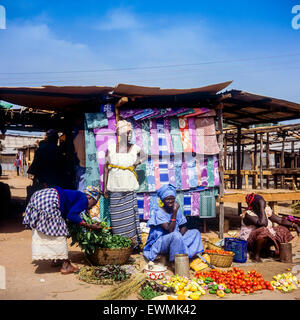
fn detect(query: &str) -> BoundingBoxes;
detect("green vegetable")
[67,213,132,254]
[139,286,160,300]
[212,284,218,291]
[209,289,217,294]
[224,288,231,293]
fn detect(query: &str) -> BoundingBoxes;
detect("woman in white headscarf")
[103,120,147,252]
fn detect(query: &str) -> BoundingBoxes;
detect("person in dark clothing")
[27,129,67,189]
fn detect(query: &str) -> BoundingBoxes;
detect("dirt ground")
[0,171,300,300]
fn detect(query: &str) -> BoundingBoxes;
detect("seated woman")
[240,193,300,262]
[143,184,204,263]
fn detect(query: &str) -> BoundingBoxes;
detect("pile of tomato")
[195,267,274,294]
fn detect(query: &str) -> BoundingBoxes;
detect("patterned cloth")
[195,117,219,155]
[109,191,141,246]
[23,188,68,237]
[85,113,108,129]
[178,117,193,153]
[84,117,101,189]
[170,118,184,153]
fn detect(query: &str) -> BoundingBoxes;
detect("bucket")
[174,254,190,278]
[224,238,247,263]
[279,243,293,263]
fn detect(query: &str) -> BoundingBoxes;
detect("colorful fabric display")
[176,108,195,117]
[183,192,192,216]
[178,117,193,153]
[191,192,201,216]
[184,107,210,118]
[137,194,145,220]
[170,118,184,153]
[141,121,151,155]
[119,108,144,119]
[174,153,182,190]
[186,153,198,189]
[134,121,143,149]
[133,108,154,120]
[181,157,190,190]
[85,112,108,129]
[150,119,160,156]
[146,159,156,192]
[163,118,174,154]
[195,116,219,155]
[140,108,161,120]
[84,117,101,189]
[213,154,220,186]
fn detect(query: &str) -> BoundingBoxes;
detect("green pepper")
[224,288,231,293]
[209,289,217,294]
[212,284,218,291]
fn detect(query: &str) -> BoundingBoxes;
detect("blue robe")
[143,207,204,262]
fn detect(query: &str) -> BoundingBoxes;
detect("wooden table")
[217,189,300,214]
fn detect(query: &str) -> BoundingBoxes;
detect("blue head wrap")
[157,184,177,201]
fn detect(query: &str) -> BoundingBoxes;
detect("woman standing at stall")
[240,193,300,262]
[23,185,101,274]
[103,120,147,251]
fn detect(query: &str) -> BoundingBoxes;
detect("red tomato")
[249,288,254,293]
[264,281,270,286]
[235,288,241,294]
[268,285,274,291]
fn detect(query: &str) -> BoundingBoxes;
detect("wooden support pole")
[260,133,263,189]
[237,126,242,215]
[281,135,286,188]
[217,104,225,239]
[237,126,242,189]
[266,132,270,188]
[254,132,258,189]
[291,141,295,169]
[224,133,227,170]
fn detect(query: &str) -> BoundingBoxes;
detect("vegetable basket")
[205,250,234,268]
[87,246,133,266]
[205,241,222,251]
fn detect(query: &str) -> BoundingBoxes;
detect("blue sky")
[0,0,299,104]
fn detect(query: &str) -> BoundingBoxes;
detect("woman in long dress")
[103,120,146,251]
[23,185,101,274]
[143,184,204,262]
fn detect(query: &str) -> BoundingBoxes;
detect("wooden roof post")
[260,133,264,189]
[254,132,258,189]
[237,125,242,215]
[217,103,225,239]
[266,132,270,188]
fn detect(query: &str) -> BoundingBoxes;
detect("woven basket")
[206,241,221,251]
[206,251,234,268]
[87,246,133,266]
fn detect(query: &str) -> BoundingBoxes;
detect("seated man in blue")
[143,184,204,262]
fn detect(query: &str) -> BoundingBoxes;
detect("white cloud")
[95,8,142,31]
